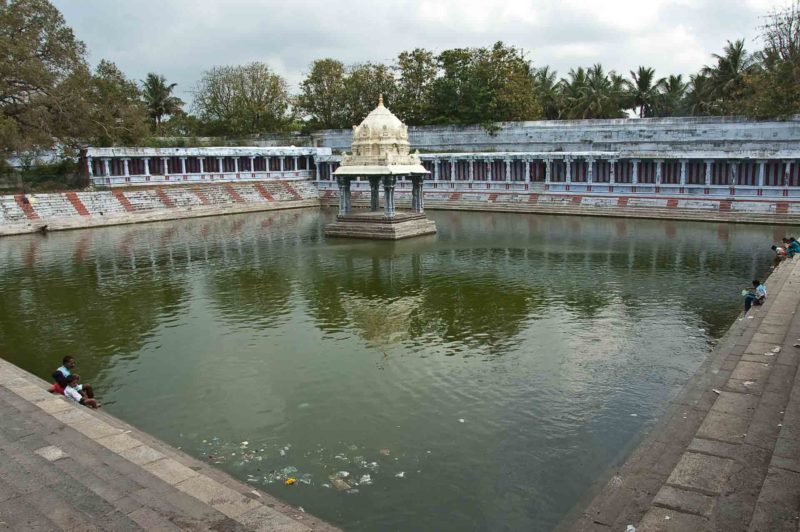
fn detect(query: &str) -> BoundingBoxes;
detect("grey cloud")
[52,0,779,104]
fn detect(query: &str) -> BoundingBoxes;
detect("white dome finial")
[378,93,384,107]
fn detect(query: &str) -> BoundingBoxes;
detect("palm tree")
[141,73,184,134]
[535,66,560,120]
[558,67,588,119]
[656,75,688,116]
[700,39,755,114]
[628,66,665,118]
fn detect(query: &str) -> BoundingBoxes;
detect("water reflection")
[0,208,788,531]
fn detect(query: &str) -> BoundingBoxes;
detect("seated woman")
[63,375,99,408]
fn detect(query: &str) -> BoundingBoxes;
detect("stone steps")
[328,196,800,225]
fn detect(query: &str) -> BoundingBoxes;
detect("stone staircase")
[327,195,800,225]
[0,196,28,223]
[28,194,77,219]
[75,192,129,216]
[568,258,800,531]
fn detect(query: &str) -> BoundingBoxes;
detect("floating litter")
[395,472,405,478]
[772,346,782,353]
[357,474,372,485]
[285,477,296,486]
[712,389,722,394]
[458,418,465,423]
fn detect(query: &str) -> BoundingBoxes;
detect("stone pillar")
[655,160,663,185]
[730,161,738,187]
[680,160,687,186]
[631,160,639,185]
[122,159,130,177]
[411,176,424,213]
[450,158,456,182]
[217,157,224,174]
[468,159,474,182]
[369,176,380,212]
[337,176,351,215]
[293,156,299,171]
[143,158,150,176]
[434,159,440,181]
[704,160,712,186]
[785,161,792,187]
[383,175,397,218]
[87,157,94,178]
[505,159,511,182]
[280,157,285,173]
[161,157,169,175]
[545,158,552,184]
[314,162,320,181]
[249,156,256,173]
[233,157,239,174]
[565,157,572,184]
[180,157,187,175]
[102,158,110,176]
[198,158,204,174]
[757,160,765,187]
[486,159,492,182]
[586,158,594,185]
[524,158,531,182]
[609,159,616,184]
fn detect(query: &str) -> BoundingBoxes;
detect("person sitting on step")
[50,356,94,399]
[63,375,99,408]
[744,279,767,313]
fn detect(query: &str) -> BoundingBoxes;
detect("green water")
[0,208,785,530]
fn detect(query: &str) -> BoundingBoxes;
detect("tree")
[429,42,542,126]
[193,62,293,136]
[535,66,560,120]
[744,2,800,117]
[0,0,88,155]
[700,39,755,114]
[297,58,347,130]
[394,48,437,125]
[340,62,397,127]
[557,65,627,119]
[141,73,184,134]
[85,60,148,146]
[655,74,688,116]
[628,66,664,118]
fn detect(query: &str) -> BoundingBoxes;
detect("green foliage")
[141,73,184,134]
[0,0,87,155]
[297,58,347,130]
[193,62,294,136]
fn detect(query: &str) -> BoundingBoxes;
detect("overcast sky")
[52,0,789,105]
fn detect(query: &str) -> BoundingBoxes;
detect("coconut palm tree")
[656,74,688,116]
[535,66,560,120]
[700,39,755,114]
[141,73,184,134]
[628,66,665,118]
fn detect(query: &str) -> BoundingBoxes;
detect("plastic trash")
[712,389,722,394]
[626,526,636,532]
[458,418,465,423]
[357,474,372,485]
[395,472,405,478]
[285,477,296,486]
[329,474,352,491]
[379,448,391,456]
[772,346,781,353]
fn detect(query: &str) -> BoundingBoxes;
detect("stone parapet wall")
[0,181,319,236]
[311,116,800,155]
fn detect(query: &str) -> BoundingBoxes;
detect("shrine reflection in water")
[0,208,785,531]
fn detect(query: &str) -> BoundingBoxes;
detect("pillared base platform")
[324,211,438,240]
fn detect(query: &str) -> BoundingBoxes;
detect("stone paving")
[567,256,800,531]
[0,359,338,531]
